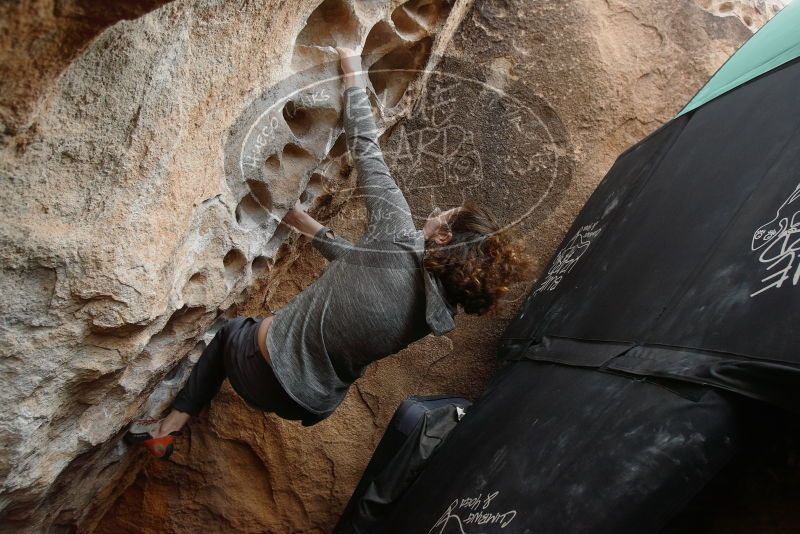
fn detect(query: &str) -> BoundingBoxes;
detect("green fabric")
[677,2,800,117]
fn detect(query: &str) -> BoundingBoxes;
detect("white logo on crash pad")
[428,491,517,533]
[750,182,800,298]
[532,220,603,297]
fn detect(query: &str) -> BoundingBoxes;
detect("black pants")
[172,316,320,425]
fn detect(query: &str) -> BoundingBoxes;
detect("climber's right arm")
[336,48,416,241]
[282,201,353,262]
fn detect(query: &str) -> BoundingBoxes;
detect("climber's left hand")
[336,47,360,75]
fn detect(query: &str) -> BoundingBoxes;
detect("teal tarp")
[677,1,800,117]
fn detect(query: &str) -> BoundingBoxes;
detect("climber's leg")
[138,319,237,441]
[169,318,234,418]
[125,318,248,457]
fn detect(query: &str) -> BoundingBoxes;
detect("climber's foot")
[123,418,182,460]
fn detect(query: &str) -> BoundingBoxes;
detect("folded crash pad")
[335,395,471,534]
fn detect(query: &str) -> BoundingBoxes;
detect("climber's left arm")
[282,202,354,262]
[337,47,416,242]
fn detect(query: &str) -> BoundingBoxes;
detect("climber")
[124,47,532,459]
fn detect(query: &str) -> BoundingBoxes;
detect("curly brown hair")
[422,200,534,315]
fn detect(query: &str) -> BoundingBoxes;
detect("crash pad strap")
[505,335,800,413]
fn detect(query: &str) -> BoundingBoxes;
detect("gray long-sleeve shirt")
[265,86,457,421]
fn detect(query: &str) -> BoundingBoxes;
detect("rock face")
[0,0,786,532]
[0,0,471,530]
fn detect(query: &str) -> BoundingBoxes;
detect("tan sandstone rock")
[0,0,787,532]
[1,0,471,530]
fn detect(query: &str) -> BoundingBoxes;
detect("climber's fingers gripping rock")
[281,199,305,228]
[335,47,360,74]
[336,47,366,91]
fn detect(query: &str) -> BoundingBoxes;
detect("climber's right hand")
[282,200,306,227]
[281,200,326,238]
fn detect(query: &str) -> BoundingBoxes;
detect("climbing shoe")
[123,418,182,460]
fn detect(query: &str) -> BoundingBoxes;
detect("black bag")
[334,395,471,534]
[379,362,746,534]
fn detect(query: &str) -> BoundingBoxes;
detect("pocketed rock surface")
[0,0,786,532]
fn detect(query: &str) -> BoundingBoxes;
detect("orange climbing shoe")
[123,418,182,460]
